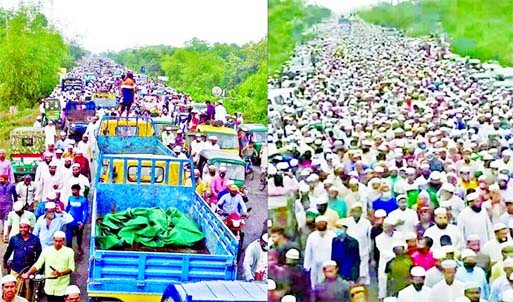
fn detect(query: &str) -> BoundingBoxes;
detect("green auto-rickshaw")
[240,124,267,155]
[9,127,45,180]
[197,149,246,187]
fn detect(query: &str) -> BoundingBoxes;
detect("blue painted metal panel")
[162,281,268,302]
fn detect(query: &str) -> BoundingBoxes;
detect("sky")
[0,0,267,53]
[308,0,395,13]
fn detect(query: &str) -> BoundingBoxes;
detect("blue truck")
[161,281,268,302]
[87,117,239,302]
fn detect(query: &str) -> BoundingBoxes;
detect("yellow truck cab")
[195,124,239,154]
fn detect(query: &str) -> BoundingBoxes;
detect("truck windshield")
[208,133,238,149]
[216,162,245,181]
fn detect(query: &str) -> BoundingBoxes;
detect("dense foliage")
[0,5,85,109]
[268,0,332,74]
[358,0,513,66]
[104,38,267,123]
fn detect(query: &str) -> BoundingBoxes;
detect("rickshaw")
[42,98,62,128]
[196,125,239,155]
[9,127,45,180]
[197,149,246,187]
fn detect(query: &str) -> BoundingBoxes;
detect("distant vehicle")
[64,101,96,142]
[61,78,84,91]
[83,72,96,84]
[41,98,62,127]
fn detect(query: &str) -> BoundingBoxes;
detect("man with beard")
[388,194,419,233]
[490,258,513,302]
[430,259,465,301]
[304,216,337,289]
[398,266,432,302]
[457,192,494,248]
[15,175,36,211]
[35,160,61,202]
[72,149,90,181]
[346,202,372,285]
[331,218,360,282]
[482,223,512,264]
[243,233,268,281]
[462,282,487,302]
[438,183,465,220]
[386,240,414,297]
[280,249,308,302]
[424,207,464,250]
[0,275,28,302]
[426,171,443,208]
[60,164,89,209]
[455,249,490,300]
[466,234,492,279]
[33,202,74,248]
[310,198,339,230]
[34,152,53,183]
[210,166,228,206]
[60,157,73,180]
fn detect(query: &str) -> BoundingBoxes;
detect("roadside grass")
[358,0,513,66]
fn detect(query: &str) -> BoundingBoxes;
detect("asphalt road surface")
[0,166,267,301]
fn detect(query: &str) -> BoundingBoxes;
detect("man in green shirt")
[21,231,75,302]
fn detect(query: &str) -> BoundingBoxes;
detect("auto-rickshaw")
[240,124,267,155]
[152,117,178,141]
[42,98,62,127]
[9,127,45,180]
[197,149,246,187]
[196,125,239,154]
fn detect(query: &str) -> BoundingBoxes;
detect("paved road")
[0,166,267,301]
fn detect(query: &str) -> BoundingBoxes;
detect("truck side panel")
[96,136,173,156]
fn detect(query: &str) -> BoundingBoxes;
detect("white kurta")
[429,279,465,302]
[482,239,510,263]
[457,207,494,247]
[61,174,90,207]
[346,216,372,284]
[425,267,444,288]
[423,224,464,250]
[304,230,337,289]
[398,284,432,302]
[376,231,404,298]
[77,141,94,161]
[387,208,419,233]
[35,172,62,201]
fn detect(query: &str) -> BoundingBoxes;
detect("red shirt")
[411,250,436,271]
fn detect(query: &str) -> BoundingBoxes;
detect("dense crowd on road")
[267,18,513,302]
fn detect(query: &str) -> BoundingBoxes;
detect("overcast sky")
[308,0,384,13]
[1,0,267,53]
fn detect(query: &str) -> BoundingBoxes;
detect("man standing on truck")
[21,231,75,302]
[119,72,136,118]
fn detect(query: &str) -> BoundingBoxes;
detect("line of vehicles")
[9,57,268,302]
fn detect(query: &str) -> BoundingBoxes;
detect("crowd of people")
[267,18,513,302]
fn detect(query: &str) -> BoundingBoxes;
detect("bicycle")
[17,270,57,302]
[258,168,267,191]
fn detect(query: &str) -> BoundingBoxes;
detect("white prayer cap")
[441,259,457,269]
[315,216,328,223]
[489,184,500,192]
[13,201,23,212]
[1,275,16,285]
[322,260,337,268]
[461,249,477,259]
[71,163,81,168]
[410,266,426,277]
[466,192,479,202]
[467,234,480,241]
[454,297,470,302]
[306,174,319,183]
[48,160,59,167]
[404,232,417,240]
[504,258,513,268]
[285,249,300,260]
[351,202,363,209]
[45,201,56,209]
[335,218,349,228]
[281,295,296,302]
[392,240,406,249]
[434,207,447,216]
[53,231,66,239]
[276,162,289,170]
[440,182,455,192]
[268,279,276,290]
[19,219,30,226]
[443,245,455,254]
[65,285,81,296]
[299,183,310,193]
[374,209,387,218]
[383,298,398,302]
[348,178,359,185]
[494,222,508,232]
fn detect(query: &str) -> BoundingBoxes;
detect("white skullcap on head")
[45,201,56,209]
[19,219,31,226]
[494,222,508,232]
[441,259,457,269]
[285,248,300,260]
[268,279,276,290]
[410,266,426,277]
[461,249,477,259]
[432,248,446,260]
[322,260,337,268]
[434,207,447,216]
[281,295,296,302]
[53,231,66,239]
[1,275,17,285]
[454,297,470,302]
[13,201,23,212]
[65,285,81,296]
[467,192,480,201]
[315,216,328,223]
[504,258,513,268]
[467,234,480,241]
[374,209,387,218]
[383,298,398,302]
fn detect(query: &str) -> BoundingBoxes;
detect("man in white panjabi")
[429,259,465,302]
[376,217,404,300]
[303,215,337,289]
[398,266,432,302]
[345,202,372,285]
[457,192,494,248]
[424,207,464,250]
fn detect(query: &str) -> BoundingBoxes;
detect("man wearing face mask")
[424,207,464,250]
[455,249,490,300]
[457,192,494,249]
[331,218,360,282]
[397,266,432,302]
[304,216,337,289]
[243,233,268,281]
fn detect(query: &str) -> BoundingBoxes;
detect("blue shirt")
[33,212,74,248]
[455,266,490,300]
[66,195,88,226]
[3,233,42,273]
[217,193,247,215]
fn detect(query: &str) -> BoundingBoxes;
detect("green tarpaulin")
[96,207,205,249]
